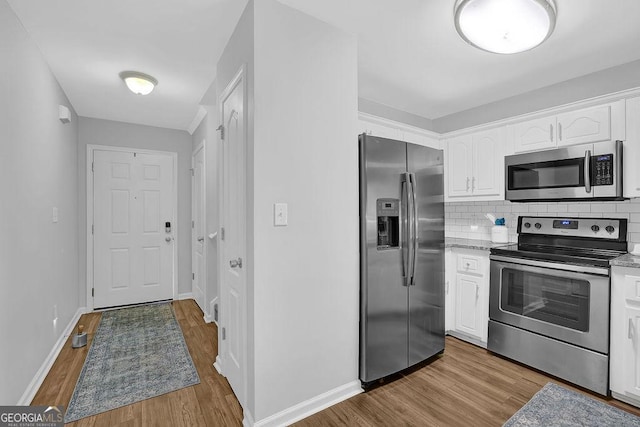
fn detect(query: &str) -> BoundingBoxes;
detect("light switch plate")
[274,203,288,226]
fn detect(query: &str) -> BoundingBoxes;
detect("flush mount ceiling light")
[119,71,158,95]
[454,0,556,54]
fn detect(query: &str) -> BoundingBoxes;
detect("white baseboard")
[18,307,87,405]
[177,292,194,301]
[250,380,362,427]
[612,391,640,408]
[243,411,255,427]
[214,355,224,375]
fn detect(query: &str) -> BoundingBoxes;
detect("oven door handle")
[489,255,610,276]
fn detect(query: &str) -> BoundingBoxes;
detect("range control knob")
[524,222,531,229]
[534,223,542,229]
[605,225,615,234]
[591,225,600,233]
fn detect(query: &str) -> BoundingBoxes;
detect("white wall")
[77,117,193,300]
[0,0,79,404]
[435,59,640,133]
[252,0,359,422]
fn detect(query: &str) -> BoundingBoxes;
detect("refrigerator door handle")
[409,173,418,286]
[401,173,410,286]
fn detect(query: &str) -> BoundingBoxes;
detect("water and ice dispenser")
[376,198,399,249]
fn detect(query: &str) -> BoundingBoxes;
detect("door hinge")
[192,272,195,280]
[91,288,94,297]
[217,125,225,141]
[221,227,225,241]
[91,224,94,235]
[192,220,195,229]
[222,327,226,340]
[214,304,218,322]
[91,162,94,172]
[190,168,194,176]
[134,152,137,157]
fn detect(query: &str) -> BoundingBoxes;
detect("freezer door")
[359,134,409,383]
[407,143,445,366]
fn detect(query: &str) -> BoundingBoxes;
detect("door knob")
[229,257,243,268]
[165,236,173,242]
[197,236,204,242]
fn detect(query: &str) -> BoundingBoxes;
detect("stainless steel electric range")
[488,216,628,395]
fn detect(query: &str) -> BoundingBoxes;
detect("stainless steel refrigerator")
[359,134,445,386]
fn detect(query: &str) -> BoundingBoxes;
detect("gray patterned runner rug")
[504,382,640,426]
[65,302,200,423]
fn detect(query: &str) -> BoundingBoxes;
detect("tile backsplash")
[445,198,640,249]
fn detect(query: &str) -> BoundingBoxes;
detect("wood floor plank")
[32,302,640,426]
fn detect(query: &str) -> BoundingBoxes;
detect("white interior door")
[219,68,246,406]
[192,144,206,313]
[93,149,175,309]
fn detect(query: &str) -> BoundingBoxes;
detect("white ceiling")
[8,0,640,131]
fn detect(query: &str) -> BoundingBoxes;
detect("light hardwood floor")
[33,300,640,426]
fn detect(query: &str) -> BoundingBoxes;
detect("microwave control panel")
[593,154,613,186]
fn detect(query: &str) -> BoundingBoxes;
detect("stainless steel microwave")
[505,140,625,202]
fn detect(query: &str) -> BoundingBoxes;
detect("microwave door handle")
[584,149,592,193]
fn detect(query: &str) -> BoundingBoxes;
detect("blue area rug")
[65,303,200,422]
[504,382,640,426]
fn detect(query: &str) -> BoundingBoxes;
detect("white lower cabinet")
[446,248,489,346]
[610,267,640,407]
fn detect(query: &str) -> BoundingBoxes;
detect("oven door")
[489,256,610,354]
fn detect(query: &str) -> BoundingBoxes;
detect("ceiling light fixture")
[119,71,158,95]
[454,0,556,54]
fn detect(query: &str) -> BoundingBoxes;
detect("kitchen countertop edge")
[610,253,640,268]
[445,237,514,251]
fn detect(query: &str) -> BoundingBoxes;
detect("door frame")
[192,140,207,317]
[215,64,248,409]
[86,144,178,311]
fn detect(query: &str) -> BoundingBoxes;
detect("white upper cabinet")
[445,127,504,201]
[446,135,473,198]
[512,116,556,153]
[556,104,612,147]
[511,101,624,153]
[625,97,640,198]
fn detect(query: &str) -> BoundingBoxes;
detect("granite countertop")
[445,237,515,251]
[610,253,640,268]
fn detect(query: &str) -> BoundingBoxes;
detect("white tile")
[617,202,640,213]
[556,204,568,212]
[590,203,617,213]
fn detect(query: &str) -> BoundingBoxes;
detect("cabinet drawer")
[624,273,640,304]
[457,254,483,275]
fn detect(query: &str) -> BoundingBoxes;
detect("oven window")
[508,158,585,190]
[500,268,589,331]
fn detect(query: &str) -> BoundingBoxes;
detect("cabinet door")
[611,269,640,400]
[446,136,473,198]
[621,306,640,400]
[556,105,611,147]
[472,129,503,197]
[625,98,640,198]
[455,273,483,341]
[512,117,556,153]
